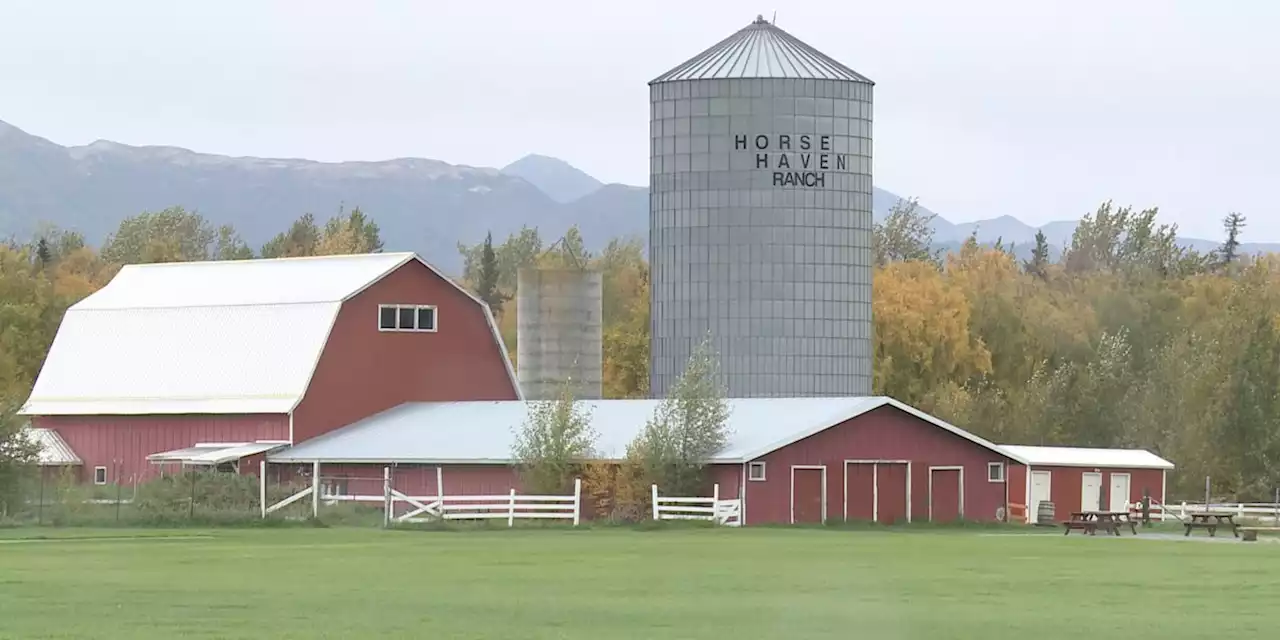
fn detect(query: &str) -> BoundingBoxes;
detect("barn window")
[93,466,108,485]
[748,462,767,481]
[378,304,439,332]
[987,462,1005,483]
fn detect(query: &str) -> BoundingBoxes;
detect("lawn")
[1,526,1277,639]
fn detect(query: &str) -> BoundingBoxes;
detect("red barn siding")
[1007,463,1028,522]
[1036,466,1166,516]
[742,406,1014,526]
[710,464,743,500]
[33,414,288,485]
[291,260,518,444]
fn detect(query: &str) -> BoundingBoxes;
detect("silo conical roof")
[651,15,873,84]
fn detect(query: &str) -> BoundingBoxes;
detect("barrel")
[1037,501,1056,526]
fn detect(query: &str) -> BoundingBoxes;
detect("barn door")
[791,466,826,524]
[1030,471,1052,520]
[844,463,874,521]
[876,463,909,524]
[929,467,964,522]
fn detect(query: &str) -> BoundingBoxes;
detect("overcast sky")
[1,0,1275,240]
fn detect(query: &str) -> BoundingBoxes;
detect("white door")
[1109,473,1131,512]
[1081,472,1102,512]
[1030,471,1052,522]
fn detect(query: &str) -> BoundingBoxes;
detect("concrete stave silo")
[516,267,604,401]
[648,16,875,398]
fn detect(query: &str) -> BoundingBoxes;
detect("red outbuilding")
[268,396,1027,526]
[21,253,519,485]
[1000,445,1174,524]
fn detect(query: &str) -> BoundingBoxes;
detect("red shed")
[1000,445,1175,524]
[269,396,1024,525]
[20,252,519,485]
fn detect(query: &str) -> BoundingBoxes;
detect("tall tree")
[873,198,938,267]
[1216,212,1247,270]
[630,335,729,494]
[511,380,598,494]
[1024,230,1051,279]
[261,213,321,258]
[100,206,220,264]
[474,232,508,313]
[317,206,383,255]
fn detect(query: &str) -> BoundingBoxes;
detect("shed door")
[1030,471,1052,520]
[876,463,909,525]
[1081,472,1103,512]
[792,467,826,524]
[929,468,963,522]
[844,463,875,521]
[1109,473,1131,512]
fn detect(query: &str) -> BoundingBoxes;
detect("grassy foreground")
[0,526,1277,639]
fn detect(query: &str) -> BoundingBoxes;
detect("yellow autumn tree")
[873,260,991,405]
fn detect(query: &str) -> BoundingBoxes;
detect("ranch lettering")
[734,133,849,189]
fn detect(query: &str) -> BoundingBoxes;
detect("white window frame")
[377,304,439,333]
[987,462,1005,483]
[93,466,108,485]
[748,461,767,482]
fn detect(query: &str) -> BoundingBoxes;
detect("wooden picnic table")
[1063,510,1136,536]
[1184,511,1239,538]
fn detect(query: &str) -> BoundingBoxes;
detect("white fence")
[1135,500,1280,524]
[260,463,581,526]
[386,478,581,526]
[651,484,742,527]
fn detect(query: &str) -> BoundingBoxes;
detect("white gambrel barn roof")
[270,396,1024,465]
[21,253,517,416]
[998,445,1174,470]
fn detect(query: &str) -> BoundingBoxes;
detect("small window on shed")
[987,462,1005,483]
[378,305,397,330]
[93,466,107,485]
[748,462,767,482]
[416,306,437,331]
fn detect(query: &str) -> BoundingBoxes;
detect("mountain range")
[0,119,1269,271]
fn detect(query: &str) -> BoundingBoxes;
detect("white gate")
[651,484,742,526]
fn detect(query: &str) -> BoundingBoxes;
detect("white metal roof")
[21,252,518,416]
[26,428,82,466]
[270,396,1021,465]
[651,16,873,84]
[999,445,1174,470]
[148,441,290,466]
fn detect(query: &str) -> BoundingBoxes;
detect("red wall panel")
[1038,466,1167,515]
[792,468,825,523]
[33,414,288,485]
[1007,463,1028,522]
[742,406,1015,526]
[844,463,875,521]
[929,468,962,522]
[292,260,518,444]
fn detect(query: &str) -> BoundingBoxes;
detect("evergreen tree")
[475,232,508,313]
[1024,230,1050,278]
[1217,212,1246,269]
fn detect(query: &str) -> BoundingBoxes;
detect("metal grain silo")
[648,16,875,398]
[516,267,604,400]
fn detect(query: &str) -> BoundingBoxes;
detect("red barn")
[1000,445,1174,523]
[21,252,519,485]
[268,396,1026,525]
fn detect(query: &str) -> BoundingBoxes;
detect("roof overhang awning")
[148,441,290,466]
[24,427,83,466]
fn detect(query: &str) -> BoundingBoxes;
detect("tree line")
[2,197,1277,510]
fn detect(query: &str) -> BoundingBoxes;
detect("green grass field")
[1,526,1277,639]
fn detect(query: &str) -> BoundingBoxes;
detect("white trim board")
[927,465,964,522]
[790,465,827,524]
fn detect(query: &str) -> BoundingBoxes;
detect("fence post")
[508,489,516,528]
[1238,502,1245,519]
[713,483,721,525]
[259,460,267,519]
[188,466,196,520]
[651,484,659,521]
[311,461,320,519]
[383,467,391,528]
[436,466,444,506]
[572,478,582,527]
[37,467,44,526]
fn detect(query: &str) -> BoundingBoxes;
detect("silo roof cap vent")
[650,16,874,84]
